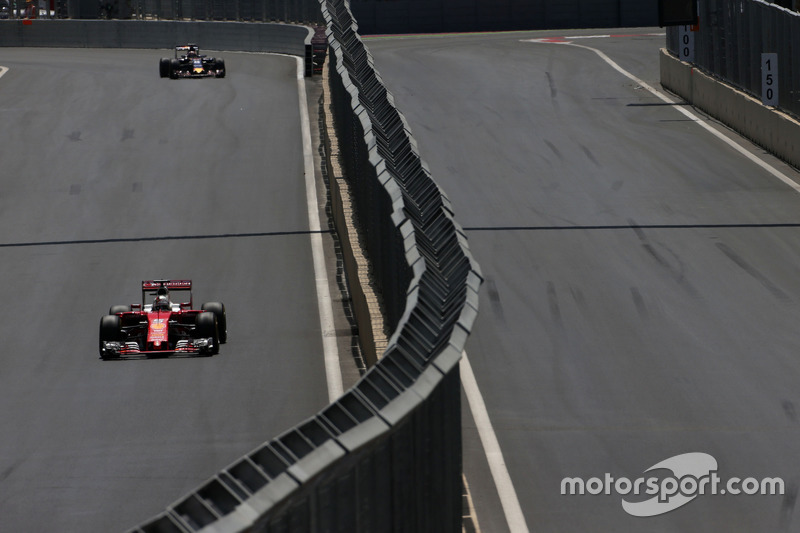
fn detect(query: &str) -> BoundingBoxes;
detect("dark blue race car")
[159,44,226,79]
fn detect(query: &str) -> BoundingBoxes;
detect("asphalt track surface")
[0,49,331,532]
[367,30,800,532]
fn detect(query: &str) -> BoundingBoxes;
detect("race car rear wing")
[142,279,192,291]
[174,44,201,57]
[141,279,193,308]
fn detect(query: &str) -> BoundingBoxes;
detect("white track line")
[461,351,530,533]
[531,40,800,193]
[0,67,9,79]
[295,57,344,402]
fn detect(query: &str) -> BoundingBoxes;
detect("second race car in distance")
[99,279,227,360]
[159,44,226,79]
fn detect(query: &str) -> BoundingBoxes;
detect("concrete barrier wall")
[659,47,692,102]
[660,48,800,170]
[666,0,800,120]
[324,99,386,366]
[0,20,312,57]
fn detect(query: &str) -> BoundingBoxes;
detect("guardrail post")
[305,42,313,76]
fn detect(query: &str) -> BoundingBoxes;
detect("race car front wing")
[101,338,215,357]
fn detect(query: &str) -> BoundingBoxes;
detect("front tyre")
[99,315,121,360]
[201,302,226,343]
[214,58,226,78]
[159,58,170,78]
[196,311,220,355]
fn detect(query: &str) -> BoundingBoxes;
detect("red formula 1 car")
[99,280,227,360]
[159,44,226,79]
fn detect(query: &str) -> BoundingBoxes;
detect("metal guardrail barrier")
[666,0,800,119]
[127,0,482,531]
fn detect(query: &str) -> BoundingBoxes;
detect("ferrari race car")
[159,45,226,79]
[99,280,227,360]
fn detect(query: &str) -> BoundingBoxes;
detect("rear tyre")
[159,58,170,78]
[196,312,219,355]
[201,302,227,343]
[169,58,180,79]
[99,315,121,360]
[109,305,131,315]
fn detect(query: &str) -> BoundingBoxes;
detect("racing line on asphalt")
[0,230,330,248]
[295,56,345,402]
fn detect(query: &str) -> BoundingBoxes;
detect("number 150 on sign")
[762,53,778,107]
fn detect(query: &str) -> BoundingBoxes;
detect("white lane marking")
[523,33,665,43]
[528,40,800,193]
[295,57,344,402]
[461,351,529,533]
[0,66,9,79]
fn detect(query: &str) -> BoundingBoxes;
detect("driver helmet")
[154,295,171,311]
